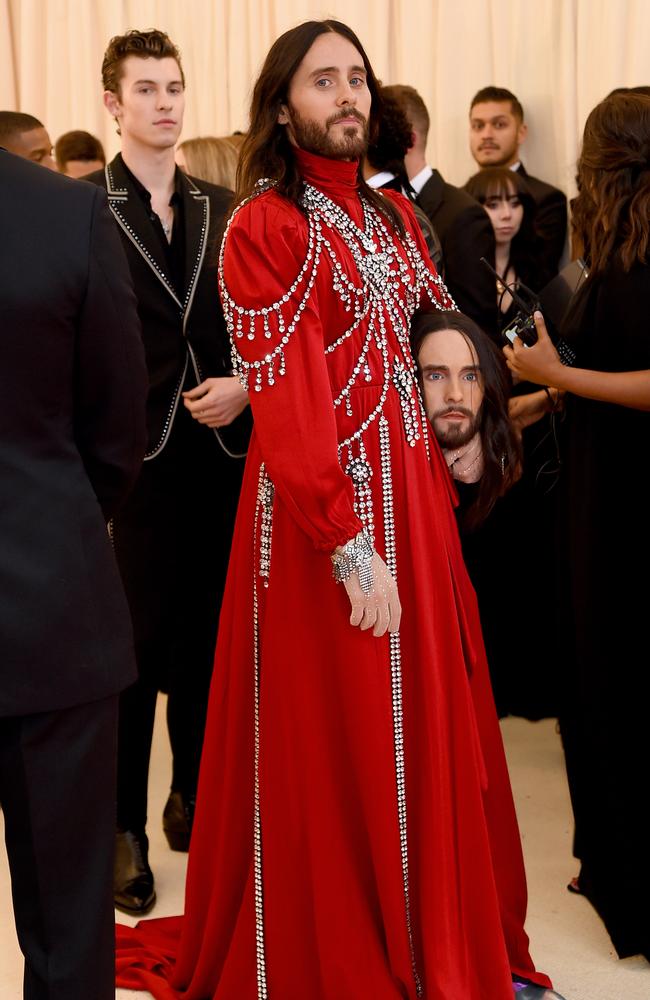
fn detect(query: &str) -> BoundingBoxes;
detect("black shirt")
[121,156,186,299]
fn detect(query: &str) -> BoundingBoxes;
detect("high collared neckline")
[294,147,360,199]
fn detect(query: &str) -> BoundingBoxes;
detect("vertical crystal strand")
[379,415,423,998]
[252,468,269,1000]
[258,464,275,587]
[415,391,431,460]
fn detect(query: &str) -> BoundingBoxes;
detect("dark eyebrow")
[133,78,183,86]
[471,114,509,124]
[308,65,367,79]
[421,364,481,374]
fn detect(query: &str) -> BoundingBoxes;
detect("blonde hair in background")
[177,136,241,190]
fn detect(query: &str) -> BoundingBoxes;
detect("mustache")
[326,109,367,128]
[431,406,475,420]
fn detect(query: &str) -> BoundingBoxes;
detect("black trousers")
[112,406,244,830]
[0,695,118,1000]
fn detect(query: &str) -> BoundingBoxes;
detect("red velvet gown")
[116,149,551,999]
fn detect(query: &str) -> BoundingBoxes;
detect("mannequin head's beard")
[287,106,369,160]
[430,406,482,448]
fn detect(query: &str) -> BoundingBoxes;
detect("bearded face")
[286,105,370,160]
[417,328,485,448]
[279,32,372,161]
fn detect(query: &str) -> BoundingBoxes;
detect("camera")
[502,308,539,348]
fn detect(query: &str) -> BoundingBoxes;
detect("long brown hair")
[233,19,404,233]
[411,310,522,531]
[572,92,650,273]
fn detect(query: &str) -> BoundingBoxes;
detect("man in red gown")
[116,19,564,1000]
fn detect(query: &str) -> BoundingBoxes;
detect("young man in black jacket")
[86,28,251,915]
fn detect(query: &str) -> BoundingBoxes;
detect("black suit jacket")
[516,163,567,277]
[417,169,498,339]
[85,154,251,460]
[0,151,147,716]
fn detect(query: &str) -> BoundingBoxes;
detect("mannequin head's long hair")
[572,92,650,272]
[411,310,521,531]
[233,20,404,233]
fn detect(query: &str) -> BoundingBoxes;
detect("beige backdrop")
[1,0,649,194]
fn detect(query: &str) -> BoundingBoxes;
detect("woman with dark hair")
[504,91,650,961]
[465,167,552,326]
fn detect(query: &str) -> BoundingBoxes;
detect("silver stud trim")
[253,466,269,999]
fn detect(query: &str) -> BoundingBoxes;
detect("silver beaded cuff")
[331,530,374,594]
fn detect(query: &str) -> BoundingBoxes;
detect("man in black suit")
[468,86,567,276]
[0,150,146,999]
[86,28,250,915]
[382,85,498,340]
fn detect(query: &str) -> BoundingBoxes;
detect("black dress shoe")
[114,829,156,915]
[513,979,567,999]
[162,791,195,852]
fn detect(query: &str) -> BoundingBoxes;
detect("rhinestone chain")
[252,468,269,1000]
[379,415,423,998]
[257,464,275,586]
[218,180,453,404]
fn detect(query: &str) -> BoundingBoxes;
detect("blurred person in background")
[385,84,497,338]
[465,166,554,318]
[176,135,239,190]
[0,111,55,169]
[363,87,442,270]
[55,128,106,177]
[468,87,566,276]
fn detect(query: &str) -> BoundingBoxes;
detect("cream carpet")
[0,701,647,999]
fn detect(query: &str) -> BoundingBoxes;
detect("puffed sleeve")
[220,192,363,552]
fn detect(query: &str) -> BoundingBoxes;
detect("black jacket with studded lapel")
[85,154,250,459]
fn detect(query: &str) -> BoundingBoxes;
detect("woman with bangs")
[465,167,552,332]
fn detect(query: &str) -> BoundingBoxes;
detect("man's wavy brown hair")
[572,92,650,273]
[233,19,405,234]
[102,29,184,95]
